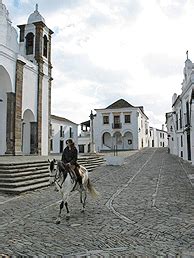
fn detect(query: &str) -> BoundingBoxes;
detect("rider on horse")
[61,138,83,191]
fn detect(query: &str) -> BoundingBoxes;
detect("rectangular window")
[176,113,178,130]
[103,116,109,124]
[60,140,64,153]
[69,127,73,138]
[114,115,120,124]
[60,126,63,137]
[113,115,121,129]
[186,102,190,126]
[50,139,53,151]
[125,114,131,123]
[181,135,183,147]
[179,109,182,129]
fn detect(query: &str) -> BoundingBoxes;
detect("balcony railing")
[112,123,122,129]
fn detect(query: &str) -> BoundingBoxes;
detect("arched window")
[26,33,34,55]
[43,35,48,58]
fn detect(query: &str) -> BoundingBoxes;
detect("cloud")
[52,50,130,85]
[4,0,193,129]
[18,0,82,12]
[156,0,188,18]
[103,0,142,21]
[142,53,182,78]
[86,12,112,28]
[4,0,84,26]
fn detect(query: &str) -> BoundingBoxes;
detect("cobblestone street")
[0,148,193,257]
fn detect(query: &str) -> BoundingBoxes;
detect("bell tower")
[17,4,53,155]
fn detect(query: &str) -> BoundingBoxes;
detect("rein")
[50,164,75,189]
[50,172,63,188]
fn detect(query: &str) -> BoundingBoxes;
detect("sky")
[3,0,194,128]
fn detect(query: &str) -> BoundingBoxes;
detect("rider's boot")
[75,167,84,191]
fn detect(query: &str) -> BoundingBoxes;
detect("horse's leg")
[80,190,83,204]
[65,201,70,220]
[81,190,87,213]
[56,200,64,224]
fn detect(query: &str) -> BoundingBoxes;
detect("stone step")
[0,171,49,183]
[0,181,50,194]
[79,160,104,166]
[0,162,48,170]
[0,154,105,194]
[0,168,49,177]
[0,177,48,188]
[0,164,49,175]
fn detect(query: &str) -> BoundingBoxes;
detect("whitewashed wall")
[166,59,194,165]
[93,107,148,152]
[50,117,78,154]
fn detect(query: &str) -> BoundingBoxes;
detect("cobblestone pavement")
[0,148,193,257]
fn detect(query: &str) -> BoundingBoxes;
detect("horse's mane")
[57,161,68,181]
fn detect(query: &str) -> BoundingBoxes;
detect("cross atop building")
[186,50,189,60]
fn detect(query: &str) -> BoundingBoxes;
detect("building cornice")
[51,114,78,125]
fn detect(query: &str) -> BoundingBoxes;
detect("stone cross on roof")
[35,3,38,12]
[186,50,189,60]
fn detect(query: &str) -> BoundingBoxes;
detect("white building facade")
[92,99,149,152]
[50,115,78,154]
[149,126,168,148]
[78,120,91,153]
[166,56,194,165]
[0,2,53,155]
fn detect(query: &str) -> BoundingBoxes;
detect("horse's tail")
[87,178,99,198]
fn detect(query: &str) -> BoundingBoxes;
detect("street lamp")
[89,110,95,153]
[0,99,3,102]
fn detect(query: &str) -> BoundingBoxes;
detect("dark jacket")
[61,146,78,166]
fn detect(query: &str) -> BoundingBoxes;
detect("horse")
[48,159,98,224]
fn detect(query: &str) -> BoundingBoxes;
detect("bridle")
[49,161,68,189]
[49,160,76,189]
[50,162,60,184]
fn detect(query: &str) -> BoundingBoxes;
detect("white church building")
[0,1,53,155]
[166,55,194,166]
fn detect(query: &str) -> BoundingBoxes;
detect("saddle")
[59,161,84,191]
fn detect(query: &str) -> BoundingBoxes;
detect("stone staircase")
[0,154,105,194]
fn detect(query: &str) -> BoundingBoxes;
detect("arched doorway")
[102,132,111,149]
[22,109,35,154]
[0,66,12,155]
[113,131,122,150]
[123,131,133,150]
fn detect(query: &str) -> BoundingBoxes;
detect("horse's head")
[48,159,58,185]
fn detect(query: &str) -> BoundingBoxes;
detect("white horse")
[48,159,98,224]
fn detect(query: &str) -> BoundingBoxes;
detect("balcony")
[112,123,122,129]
